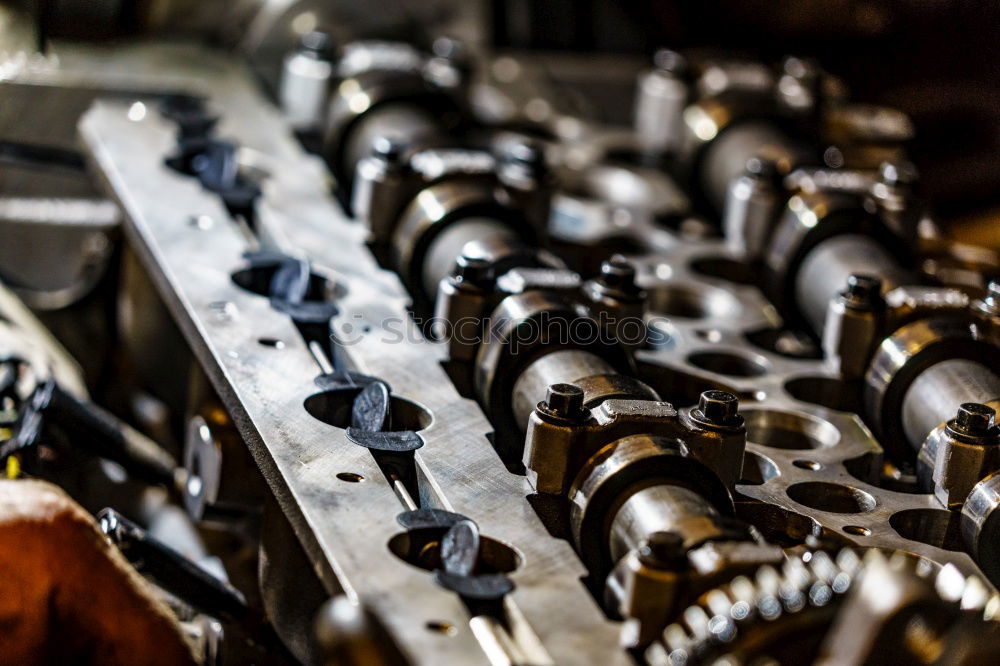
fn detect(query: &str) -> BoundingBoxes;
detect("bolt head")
[543,383,584,419]
[599,255,637,290]
[955,403,995,437]
[372,136,404,164]
[697,390,740,425]
[638,530,687,569]
[300,30,335,57]
[653,49,687,75]
[453,254,491,289]
[843,273,883,307]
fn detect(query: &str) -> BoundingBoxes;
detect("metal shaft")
[609,484,722,563]
[901,359,1000,449]
[343,102,439,182]
[421,217,517,298]
[795,233,908,334]
[511,349,617,431]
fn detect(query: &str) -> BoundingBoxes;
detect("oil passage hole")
[793,460,822,471]
[388,528,521,573]
[425,621,457,636]
[688,351,768,377]
[336,472,364,483]
[304,389,432,432]
[787,482,876,514]
[843,525,871,537]
[257,337,285,348]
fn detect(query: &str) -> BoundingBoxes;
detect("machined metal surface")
[78,58,628,664]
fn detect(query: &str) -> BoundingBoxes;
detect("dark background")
[492,0,1000,235]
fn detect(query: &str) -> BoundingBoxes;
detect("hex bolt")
[842,273,883,309]
[953,403,995,437]
[454,254,491,288]
[543,383,584,419]
[371,136,404,166]
[300,30,335,58]
[697,390,739,426]
[638,530,687,569]
[599,255,638,291]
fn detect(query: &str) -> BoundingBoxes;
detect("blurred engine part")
[0,1,999,665]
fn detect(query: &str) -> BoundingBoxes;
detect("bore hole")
[688,351,768,377]
[843,525,871,536]
[743,409,840,450]
[304,389,432,432]
[336,472,364,483]
[793,459,822,471]
[889,508,964,551]
[787,482,876,514]
[746,328,822,360]
[388,529,521,573]
[784,376,860,411]
[232,263,345,302]
[258,337,285,348]
[425,621,457,636]
[689,257,754,284]
[644,283,738,320]
[739,451,779,485]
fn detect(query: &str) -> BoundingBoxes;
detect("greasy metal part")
[608,484,722,563]
[697,121,802,213]
[278,31,334,132]
[81,72,627,665]
[633,50,688,155]
[903,360,1000,453]
[511,349,616,431]
[865,317,1000,459]
[963,473,1000,586]
[27,30,1000,666]
[917,403,1000,508]
[796,234,906,336]
[420,216,515,300]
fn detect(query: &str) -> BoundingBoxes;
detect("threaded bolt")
[543,383,584,419]
[697,390,740,426]
[954,403,995,437]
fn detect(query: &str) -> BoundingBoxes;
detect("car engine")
[1,1,1000,664]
